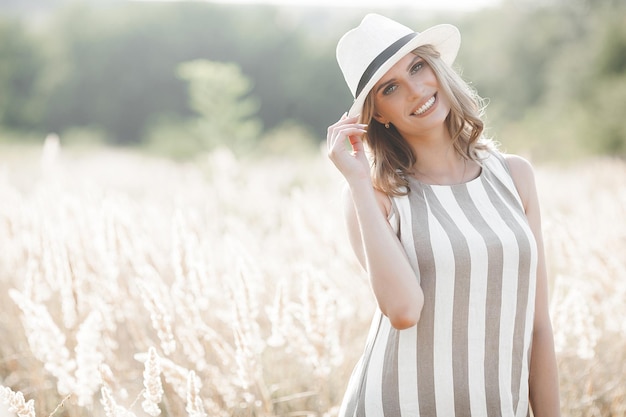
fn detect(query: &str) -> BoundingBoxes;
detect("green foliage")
[597,24,626,77]
[177,59,262,155]
[19,2,348,145]
[455,0,626,159]
[58,126,107,149]
[143,116,198,160]
[38,2,192,144]
[257,120,320,157]
[584,76,626,155]
[1,1,625,159]
[0,18,45,129]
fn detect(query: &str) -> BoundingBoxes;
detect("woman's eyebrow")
[375,79,395,95]
[374,56,423,95]
[406,55,422,71]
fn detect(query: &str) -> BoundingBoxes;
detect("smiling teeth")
[414,96,436,115]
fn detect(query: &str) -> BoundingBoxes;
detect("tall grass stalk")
[0,144,624,416]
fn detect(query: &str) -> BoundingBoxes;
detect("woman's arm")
[342,182,423,329]
[327,115,423,329]
[506,154,561,417]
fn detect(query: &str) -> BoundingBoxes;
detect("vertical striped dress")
[339,150,538,417]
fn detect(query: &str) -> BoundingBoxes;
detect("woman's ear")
[372,112,387,125]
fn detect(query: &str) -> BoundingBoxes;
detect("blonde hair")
[360,44,492,196]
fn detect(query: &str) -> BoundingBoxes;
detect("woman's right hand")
[328,114,423,330]
[326,114,370,184]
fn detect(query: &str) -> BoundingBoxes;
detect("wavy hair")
[359,44,493,196]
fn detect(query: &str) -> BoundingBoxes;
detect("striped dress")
[339,150,538,417]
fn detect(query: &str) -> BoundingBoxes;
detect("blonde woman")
[327,14,560,417]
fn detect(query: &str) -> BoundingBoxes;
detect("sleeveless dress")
[338,150,538,417]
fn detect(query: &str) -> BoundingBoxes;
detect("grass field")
[0,142,624,417]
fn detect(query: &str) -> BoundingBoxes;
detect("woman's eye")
[411,62,423,74]
[383,84,397,95]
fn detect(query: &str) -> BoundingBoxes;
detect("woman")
[327,14,561,417]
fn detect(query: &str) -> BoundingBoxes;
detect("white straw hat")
[336,14,461,117]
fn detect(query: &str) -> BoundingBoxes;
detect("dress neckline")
[408,163,484,189]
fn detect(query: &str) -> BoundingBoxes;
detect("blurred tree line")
[0,0,625,159]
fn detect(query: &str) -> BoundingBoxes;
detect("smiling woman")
[326,13,562,417]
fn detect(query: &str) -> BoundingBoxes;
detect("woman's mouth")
[412,94,436,116]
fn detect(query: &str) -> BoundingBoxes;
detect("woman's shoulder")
[502,153,533,170]
[480,148,534,177]
[501,153,537,211]
[502,153,535,183]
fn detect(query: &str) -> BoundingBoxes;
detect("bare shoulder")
[503,153,534,175]
[503,153,537,211]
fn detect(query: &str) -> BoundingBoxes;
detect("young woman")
[327,14,561,417]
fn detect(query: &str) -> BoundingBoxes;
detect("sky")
[205,0,502,12]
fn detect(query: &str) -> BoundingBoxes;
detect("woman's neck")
[406,129,469,185]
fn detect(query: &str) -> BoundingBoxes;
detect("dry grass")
[0,140,624,417]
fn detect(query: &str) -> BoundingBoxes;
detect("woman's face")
[372,52,451,139]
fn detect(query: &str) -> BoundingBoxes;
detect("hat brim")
[347,24,460,118]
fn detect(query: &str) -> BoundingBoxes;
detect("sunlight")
[147,0,502,12]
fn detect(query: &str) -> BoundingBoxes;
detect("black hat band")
[355,32,417,98]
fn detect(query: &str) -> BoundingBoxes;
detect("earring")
[384,122,390,129]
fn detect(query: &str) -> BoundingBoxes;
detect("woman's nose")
[406,79,424,99]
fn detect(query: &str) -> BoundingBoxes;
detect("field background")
[2,0,626,415]
[0,142,624,417]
